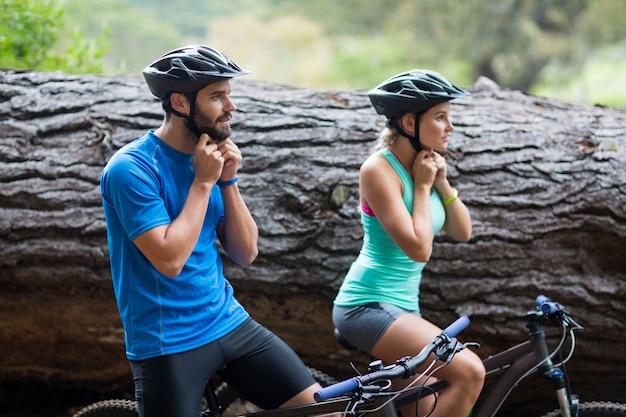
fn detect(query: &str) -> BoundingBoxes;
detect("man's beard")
[193,110,232,141]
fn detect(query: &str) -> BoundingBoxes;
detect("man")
[100,45,321,417]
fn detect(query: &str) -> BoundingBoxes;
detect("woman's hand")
[412,150,438,187]
[431,151,448,186]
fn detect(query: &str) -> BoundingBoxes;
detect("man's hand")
[215,138,242,182]
[193,133,224,185]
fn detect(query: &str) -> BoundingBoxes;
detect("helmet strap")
[389,112,422,152]
[162,92,202,137]
[183,91,202,137]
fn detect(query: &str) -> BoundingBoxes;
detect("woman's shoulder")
[361,150,397,174]
[362,150,386,167]
[361,155,402,192]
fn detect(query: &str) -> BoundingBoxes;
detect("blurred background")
[2,0,626,108]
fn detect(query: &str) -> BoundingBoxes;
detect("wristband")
[217,176,238,188]
[442,188,458,205]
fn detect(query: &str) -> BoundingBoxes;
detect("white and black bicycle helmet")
[143,45,249,137]
[368,69,469,151]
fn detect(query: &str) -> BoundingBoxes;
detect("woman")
[333,69,485,417]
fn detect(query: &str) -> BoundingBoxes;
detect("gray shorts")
[332,302,421,355]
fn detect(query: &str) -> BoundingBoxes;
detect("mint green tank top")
[334,149,446,311]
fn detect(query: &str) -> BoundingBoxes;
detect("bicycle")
[320,295,626,417]
[72,295,626,417]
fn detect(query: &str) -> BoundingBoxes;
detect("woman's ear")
[399,113,416,136]
[169,92,189,116]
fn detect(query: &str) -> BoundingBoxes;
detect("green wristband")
[442,188,458,205]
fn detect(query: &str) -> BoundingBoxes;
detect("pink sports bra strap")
[360,198,375,217]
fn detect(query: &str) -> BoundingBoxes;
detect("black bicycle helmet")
[368,69,469,119]
[368,69,469,151]
[143,45,249,99]
[143,45,249,137]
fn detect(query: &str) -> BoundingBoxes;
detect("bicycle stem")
[526,311,576,417]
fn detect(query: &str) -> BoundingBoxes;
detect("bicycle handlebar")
[314,316,470,402]
[534,294,584,332]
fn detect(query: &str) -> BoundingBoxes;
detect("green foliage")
[0,0,62,69]
[0,0,111,73]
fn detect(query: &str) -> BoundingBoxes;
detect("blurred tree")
[461,0,589,91]
[297,0,591,92]
[0,0,110,73]
[579,0,626,44]
[245,0,616,93]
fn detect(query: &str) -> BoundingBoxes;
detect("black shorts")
[130,318,316,417]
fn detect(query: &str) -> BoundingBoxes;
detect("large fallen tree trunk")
[0,70,624,416]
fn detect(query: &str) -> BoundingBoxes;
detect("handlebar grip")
[442,316,470,337]
[540,302,557,314]
[536,294,557,314]
[314,377,359,402]
[536,294,551,305]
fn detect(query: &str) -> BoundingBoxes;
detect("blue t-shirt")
[100,131,249,360]
[334,149,446,312]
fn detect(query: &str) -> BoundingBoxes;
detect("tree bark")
[0,70,624,415]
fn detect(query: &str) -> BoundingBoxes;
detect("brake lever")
[435,339,481,364]
[435,338,458,363]
[564,314,586,331]
[543,306,585,332]
[347,383,391,415]
[464,342,481,350]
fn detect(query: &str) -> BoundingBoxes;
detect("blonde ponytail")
[372,127,398,153]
